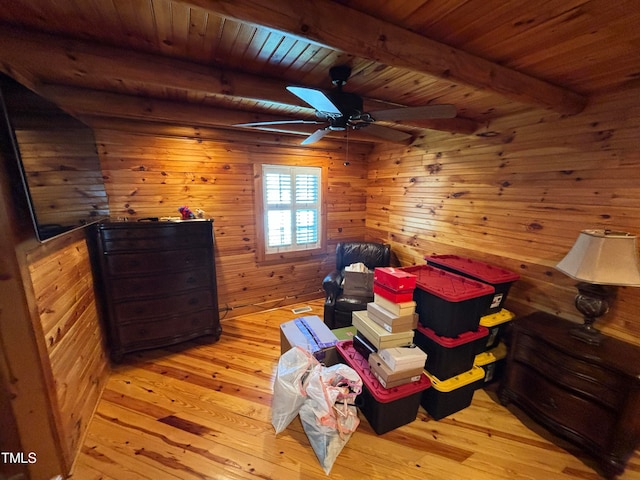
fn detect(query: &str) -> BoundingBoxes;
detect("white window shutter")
[262,165,321,254]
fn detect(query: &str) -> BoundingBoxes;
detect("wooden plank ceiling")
[0,0,637,146]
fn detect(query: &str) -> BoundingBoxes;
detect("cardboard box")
[378,346,427,371]
[368,353,423,388]
[367,302,418,333]
[373,293,416,316]
[352,310,414,350]
[279,315,339,365]
[374,282,414,304]
[373,267,417,292]
[343,270,374,296]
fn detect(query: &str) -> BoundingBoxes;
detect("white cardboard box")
[378,346,427,371]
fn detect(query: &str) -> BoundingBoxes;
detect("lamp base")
[570,324,604,345]
[571,282,612,346]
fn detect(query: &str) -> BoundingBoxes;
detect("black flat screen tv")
[0,74,110,242]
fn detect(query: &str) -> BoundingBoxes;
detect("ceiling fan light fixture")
[241,65,457,146]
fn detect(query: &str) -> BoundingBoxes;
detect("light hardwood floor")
[71,299,640,480]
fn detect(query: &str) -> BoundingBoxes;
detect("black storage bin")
[425,255,520,315]
[336,340,430,435]
[421,366,485,420]
[400,265,495,338]
[414,324,489,379]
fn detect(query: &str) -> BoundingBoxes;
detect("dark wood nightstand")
[499,311,640,478]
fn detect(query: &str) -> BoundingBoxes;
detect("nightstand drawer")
[509,363,614,449]
[500,312,640,478]
[514,333,625,409]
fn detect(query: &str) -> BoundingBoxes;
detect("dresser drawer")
[118,309,216,347]
[114,289,214,322]
[109,268,212,300]
[514,333,625,409]
[508,364,615,449]
[100,222,210,243]
[104,248,210,276]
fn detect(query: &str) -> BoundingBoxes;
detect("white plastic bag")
[299,363,362,474]
[271,346,319,434]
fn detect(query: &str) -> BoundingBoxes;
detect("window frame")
[255,162,327,263]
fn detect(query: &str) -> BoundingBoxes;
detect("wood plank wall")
[26,232,110,468]
[0,130,109,477]
[365,87,640,346]
[92,127,372,317]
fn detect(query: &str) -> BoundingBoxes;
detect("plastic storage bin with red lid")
[336,340,430,434]
[425,255,520,314]
[400,265,495,337]
[414,324,489,379]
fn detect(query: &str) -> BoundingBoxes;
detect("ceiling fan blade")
[371,104,457,121]
[362,124,414,143]
[301,128,330,145]
[233,119,325,127]
[287,86,342,115]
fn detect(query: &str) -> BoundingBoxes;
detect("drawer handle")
[542,397,558,410]
[186,277,196,284]
[188,298,200,305]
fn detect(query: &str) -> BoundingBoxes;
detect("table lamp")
[556,229,640,345]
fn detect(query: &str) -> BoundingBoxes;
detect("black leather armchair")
[323,241,391,329]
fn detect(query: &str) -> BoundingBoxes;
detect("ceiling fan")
[234,65,457,145]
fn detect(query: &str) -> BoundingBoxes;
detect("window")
[259,164,323,257]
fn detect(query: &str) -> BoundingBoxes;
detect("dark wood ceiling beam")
[0,25,477,136]
[182,0,587,114]
[36,84,306,126]
[0,26,297,106]
[83,117,374,152]
[36,84,388,145]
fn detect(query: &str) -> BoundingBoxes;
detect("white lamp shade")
[556,229,640,286]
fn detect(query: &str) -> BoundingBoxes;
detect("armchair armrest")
[322,270,343,305]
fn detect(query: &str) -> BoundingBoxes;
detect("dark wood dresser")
[91,220,221,362]
[499,312,640,478]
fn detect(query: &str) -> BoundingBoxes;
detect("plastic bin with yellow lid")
[479,309,515,351]
[474,342,507,387]
[420,366,485,420]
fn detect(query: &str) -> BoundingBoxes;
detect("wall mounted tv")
[0,74,110,242]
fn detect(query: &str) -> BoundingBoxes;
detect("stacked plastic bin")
[336,267,431,434]
[425,255,520,389]
[400,264,493,420]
